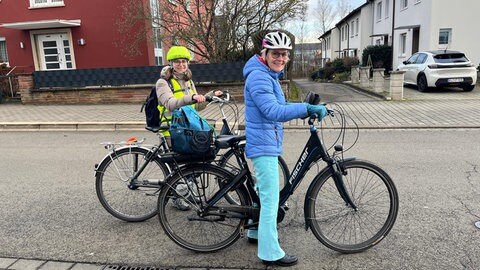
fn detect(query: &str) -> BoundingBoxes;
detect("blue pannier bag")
[169,106,214,154]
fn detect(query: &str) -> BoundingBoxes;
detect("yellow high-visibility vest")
[157,78,195,136]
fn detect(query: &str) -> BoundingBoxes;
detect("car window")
[433,53,469,63]
[406,53,419,64]
[415,53,428,64]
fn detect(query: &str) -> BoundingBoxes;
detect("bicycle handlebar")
[206,90,231,104]
[305,106,335,124]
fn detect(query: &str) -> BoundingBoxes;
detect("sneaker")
[262,254,298,267]
[172,197,191,211]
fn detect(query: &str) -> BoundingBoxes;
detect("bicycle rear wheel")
[157,164,250,252]
[95,146,169,222]
[306,159,399,253]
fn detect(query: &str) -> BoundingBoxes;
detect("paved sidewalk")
[1,85,480,131]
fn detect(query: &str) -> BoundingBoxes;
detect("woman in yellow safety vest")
[155,45,221,139]
[155,45,222,210]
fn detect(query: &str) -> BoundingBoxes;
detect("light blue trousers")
[247,156,285,261]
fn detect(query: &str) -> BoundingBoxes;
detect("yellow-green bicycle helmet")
[167,46,191,61]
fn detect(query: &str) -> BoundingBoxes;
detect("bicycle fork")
[331,158,358,210]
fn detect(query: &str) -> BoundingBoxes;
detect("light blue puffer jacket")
[243,55,308,159]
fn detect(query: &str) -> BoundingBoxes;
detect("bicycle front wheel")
[157,164,250,252]
[306,159,399,253]
[95,146,169,222]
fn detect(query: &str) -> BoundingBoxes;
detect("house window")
[385,0,390,18]
[400,0,408,9]
[30,0,64,8]
[439,28,452,45]
[399,33,407,56]
[377,2,383,21]
[188,45,195,61]
[152,28,163,65]
[351,21,355,37]
[356,18,359,35]
[0,38,8,64]
[150,0,160,27]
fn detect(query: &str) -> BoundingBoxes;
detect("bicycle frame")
[95,93,239,189]
[201,115,358,227]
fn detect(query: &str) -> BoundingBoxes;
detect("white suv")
[397,50,477,92]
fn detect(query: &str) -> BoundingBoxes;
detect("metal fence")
[33,62,247,88]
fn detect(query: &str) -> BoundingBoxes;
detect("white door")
[37,33,73,70]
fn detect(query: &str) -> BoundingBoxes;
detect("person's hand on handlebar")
[213,90,223,97]
[306,104,328,120]
[192,94,206,103]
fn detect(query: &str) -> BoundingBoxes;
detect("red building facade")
[0,0,156,73]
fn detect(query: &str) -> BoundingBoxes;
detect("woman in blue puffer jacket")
[243,31,328,267]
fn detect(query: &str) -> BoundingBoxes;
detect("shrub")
[361,45,392,71]
[331,58,345,73]
[310,56,358,82]
[332,72,350,82]
[342,57,360,70]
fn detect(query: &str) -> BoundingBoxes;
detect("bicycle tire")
[157,164,250,252]
[305,159,399,253]
[95,146,169,222]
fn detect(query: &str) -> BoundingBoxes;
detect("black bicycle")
[156,103,399,253]
[94,92,289,222]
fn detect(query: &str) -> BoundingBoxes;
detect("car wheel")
[417,74,428,92]
[462,85,475,92]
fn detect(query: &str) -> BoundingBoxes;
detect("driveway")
[402,84,480,100]
[293,78,479,102]
[292,78,382,102]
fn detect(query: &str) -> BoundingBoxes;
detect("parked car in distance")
[397,50,477,92]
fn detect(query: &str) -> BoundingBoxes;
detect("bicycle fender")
[303,157,356,231]
[94,146,152,177]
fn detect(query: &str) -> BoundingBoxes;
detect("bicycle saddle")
[215,135,246,149]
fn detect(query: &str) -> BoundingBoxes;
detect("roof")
[318,28,334,40]
[335,0,370,26]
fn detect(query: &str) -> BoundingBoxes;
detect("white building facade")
[318,2,373,67]
[319,0,480,70]
[393,0,480,68]
[371,0,393,46]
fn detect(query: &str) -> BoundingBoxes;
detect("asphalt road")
[1,129,479,270]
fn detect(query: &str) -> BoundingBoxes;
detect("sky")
[286,0,365,43]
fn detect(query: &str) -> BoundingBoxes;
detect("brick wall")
[18,74,289,104]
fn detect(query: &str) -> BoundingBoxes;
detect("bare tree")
[313,0,336,36]
[116,0,307,63]
[336,0,353,19]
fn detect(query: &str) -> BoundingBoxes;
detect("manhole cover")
[104,266,173,270]
[475,220,480,229]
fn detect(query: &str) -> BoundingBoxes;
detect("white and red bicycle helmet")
[262,31,292,50]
